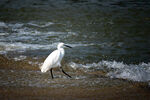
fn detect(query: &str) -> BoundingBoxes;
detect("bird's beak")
[64,45,72,48]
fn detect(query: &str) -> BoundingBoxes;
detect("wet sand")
[0,85,150,100]
[0,55,150,100]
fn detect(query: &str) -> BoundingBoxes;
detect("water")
[0,0,150,88]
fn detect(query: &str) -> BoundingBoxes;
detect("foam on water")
[8,23,24,28]
[0,21,97,54]
[0,21,78,53]
[13,55,27,61]
[69,61,150,82]
[0,42,56,52]
[27,21,54,28]
[0,41,98,54]
[0,21,111,55]
[0,22,8,28]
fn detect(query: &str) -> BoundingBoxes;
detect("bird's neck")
[58,48,65,55]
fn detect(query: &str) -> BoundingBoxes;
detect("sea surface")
[0,0,150,88]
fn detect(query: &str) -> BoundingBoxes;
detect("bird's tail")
[40,65,47,73]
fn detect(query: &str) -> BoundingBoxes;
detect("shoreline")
[0,55,150,100]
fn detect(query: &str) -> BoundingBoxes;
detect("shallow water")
[0,0,150,88]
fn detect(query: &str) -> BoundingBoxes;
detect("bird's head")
[57,42,72,49]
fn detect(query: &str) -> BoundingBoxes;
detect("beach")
[0,55,150,100]
[0,85,150,100]
[0,0,150,99]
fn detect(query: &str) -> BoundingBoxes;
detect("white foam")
[13,55,27,61]
[107,62,150,82]
[28,21,54,27]
[68,42,112,48]
[0,22,8,28]
[28,61,43,67]
[68,43,96,47]
[69,62,103,69]
[69,62,87,69]
[69,61,150,82]
[0,40,103,54]
[100,61,125,69]
[10,26,77,39]
[0,33,9,36]
[0,22,87,53]
[8,23,24,28]
[0,41,100,54]
[0,42,57,53]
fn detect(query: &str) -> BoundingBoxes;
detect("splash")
[69,61,150,82]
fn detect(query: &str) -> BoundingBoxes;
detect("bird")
[40,42,72,79]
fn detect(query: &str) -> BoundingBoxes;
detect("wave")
[0,21,54,28]
[0,41,98,54]
[0,21,79,53]
[0,42,104,54]
[69,61,150,82]
[27,21,54,28]
[0,22,8,28]
[0,42,57,53]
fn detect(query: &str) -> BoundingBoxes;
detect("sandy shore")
[0,85,150,100]
[0,55,150,100]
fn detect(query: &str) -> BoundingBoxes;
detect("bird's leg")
[50,68,54,79]
[60,67,71,78]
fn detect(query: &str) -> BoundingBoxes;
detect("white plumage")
[40,42,72,78]
[41,48,64,73]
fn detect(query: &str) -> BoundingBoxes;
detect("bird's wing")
[46,50,61,66]
[41,50,61,73]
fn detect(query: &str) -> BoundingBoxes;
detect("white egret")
[40,42,72,79]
